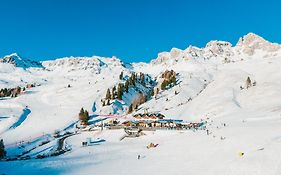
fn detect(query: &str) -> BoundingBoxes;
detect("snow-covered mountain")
[151,33,281,66]
[1,33,281,175]
[0,53,42,69]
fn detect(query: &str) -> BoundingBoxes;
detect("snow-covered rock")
[236,33,281,56]
[150,33,281,66]
[0,53,42,69]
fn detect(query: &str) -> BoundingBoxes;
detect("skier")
[206,129,209,135]
[239,152,244,157]
[138,155,140,160]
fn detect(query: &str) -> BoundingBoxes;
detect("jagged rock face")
[42,56,123,71]
[204,41,233,58]
[43,57,104,70]
[151,52,171,64]
[2,33,281,68]
[184,46,203,59]
[0,53,42,69]
[0,56,17,65]
[150,33,281,65]
[170,48,182,59]
[151,47,201,65]
[236,33,281,56]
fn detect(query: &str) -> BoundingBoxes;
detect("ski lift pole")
[101,121,104,131]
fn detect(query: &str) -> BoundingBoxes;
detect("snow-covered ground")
[1,33,281,175]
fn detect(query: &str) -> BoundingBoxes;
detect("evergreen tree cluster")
[104,72,147,106]
[139,72,145,85]
[0,139,6,159]
[128,93,147,114]
[160,70,177,90]
[117,83,124,100]
[128,73,136,86]
[0,86,23,98]
[0,83,36,98]
[103,72,155,111]
[79,108,89,125]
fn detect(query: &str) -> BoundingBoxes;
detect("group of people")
[205,121,227,141]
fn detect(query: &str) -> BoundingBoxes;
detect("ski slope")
[1,33,281,175]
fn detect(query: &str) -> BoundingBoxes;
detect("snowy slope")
[1,33,281,175]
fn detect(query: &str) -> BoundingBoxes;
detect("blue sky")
[0,0,281,62]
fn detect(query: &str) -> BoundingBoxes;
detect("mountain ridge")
[1,33,280,69]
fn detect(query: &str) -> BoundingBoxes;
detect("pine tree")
[0,139,6,159]
[84,110,89,125]
[132,73,135,81]
[125,81,129,93]
[106,89,111,100]
[131,73,136,86]
[128,104,133,114]
[16,86,21,94]
[145,95,148,102]
[119,71,123,80]
[161,80,167,90]
[79,108,85,121]
[246,77,252,89]
[140,73,145,85]
[156,88,159,95]
[79,108,89,125]
[117,83,123,100]
[2,88,8,97]
[128,78,131,86]
[171,76,176,85]
[8,89,11,97]
[151,89,154,97]
[111,86,116,99]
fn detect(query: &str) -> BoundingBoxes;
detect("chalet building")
[137,121,149,127]
[122,121,138,127]
[122,119,184,129]
[133,113,165,120]
[120,113,205,130]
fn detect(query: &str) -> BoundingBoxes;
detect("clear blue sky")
[0,0,281,62]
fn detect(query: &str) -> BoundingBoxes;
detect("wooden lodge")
[133,113,165,120]
[121,118,205,130]
[104,113,205,131]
